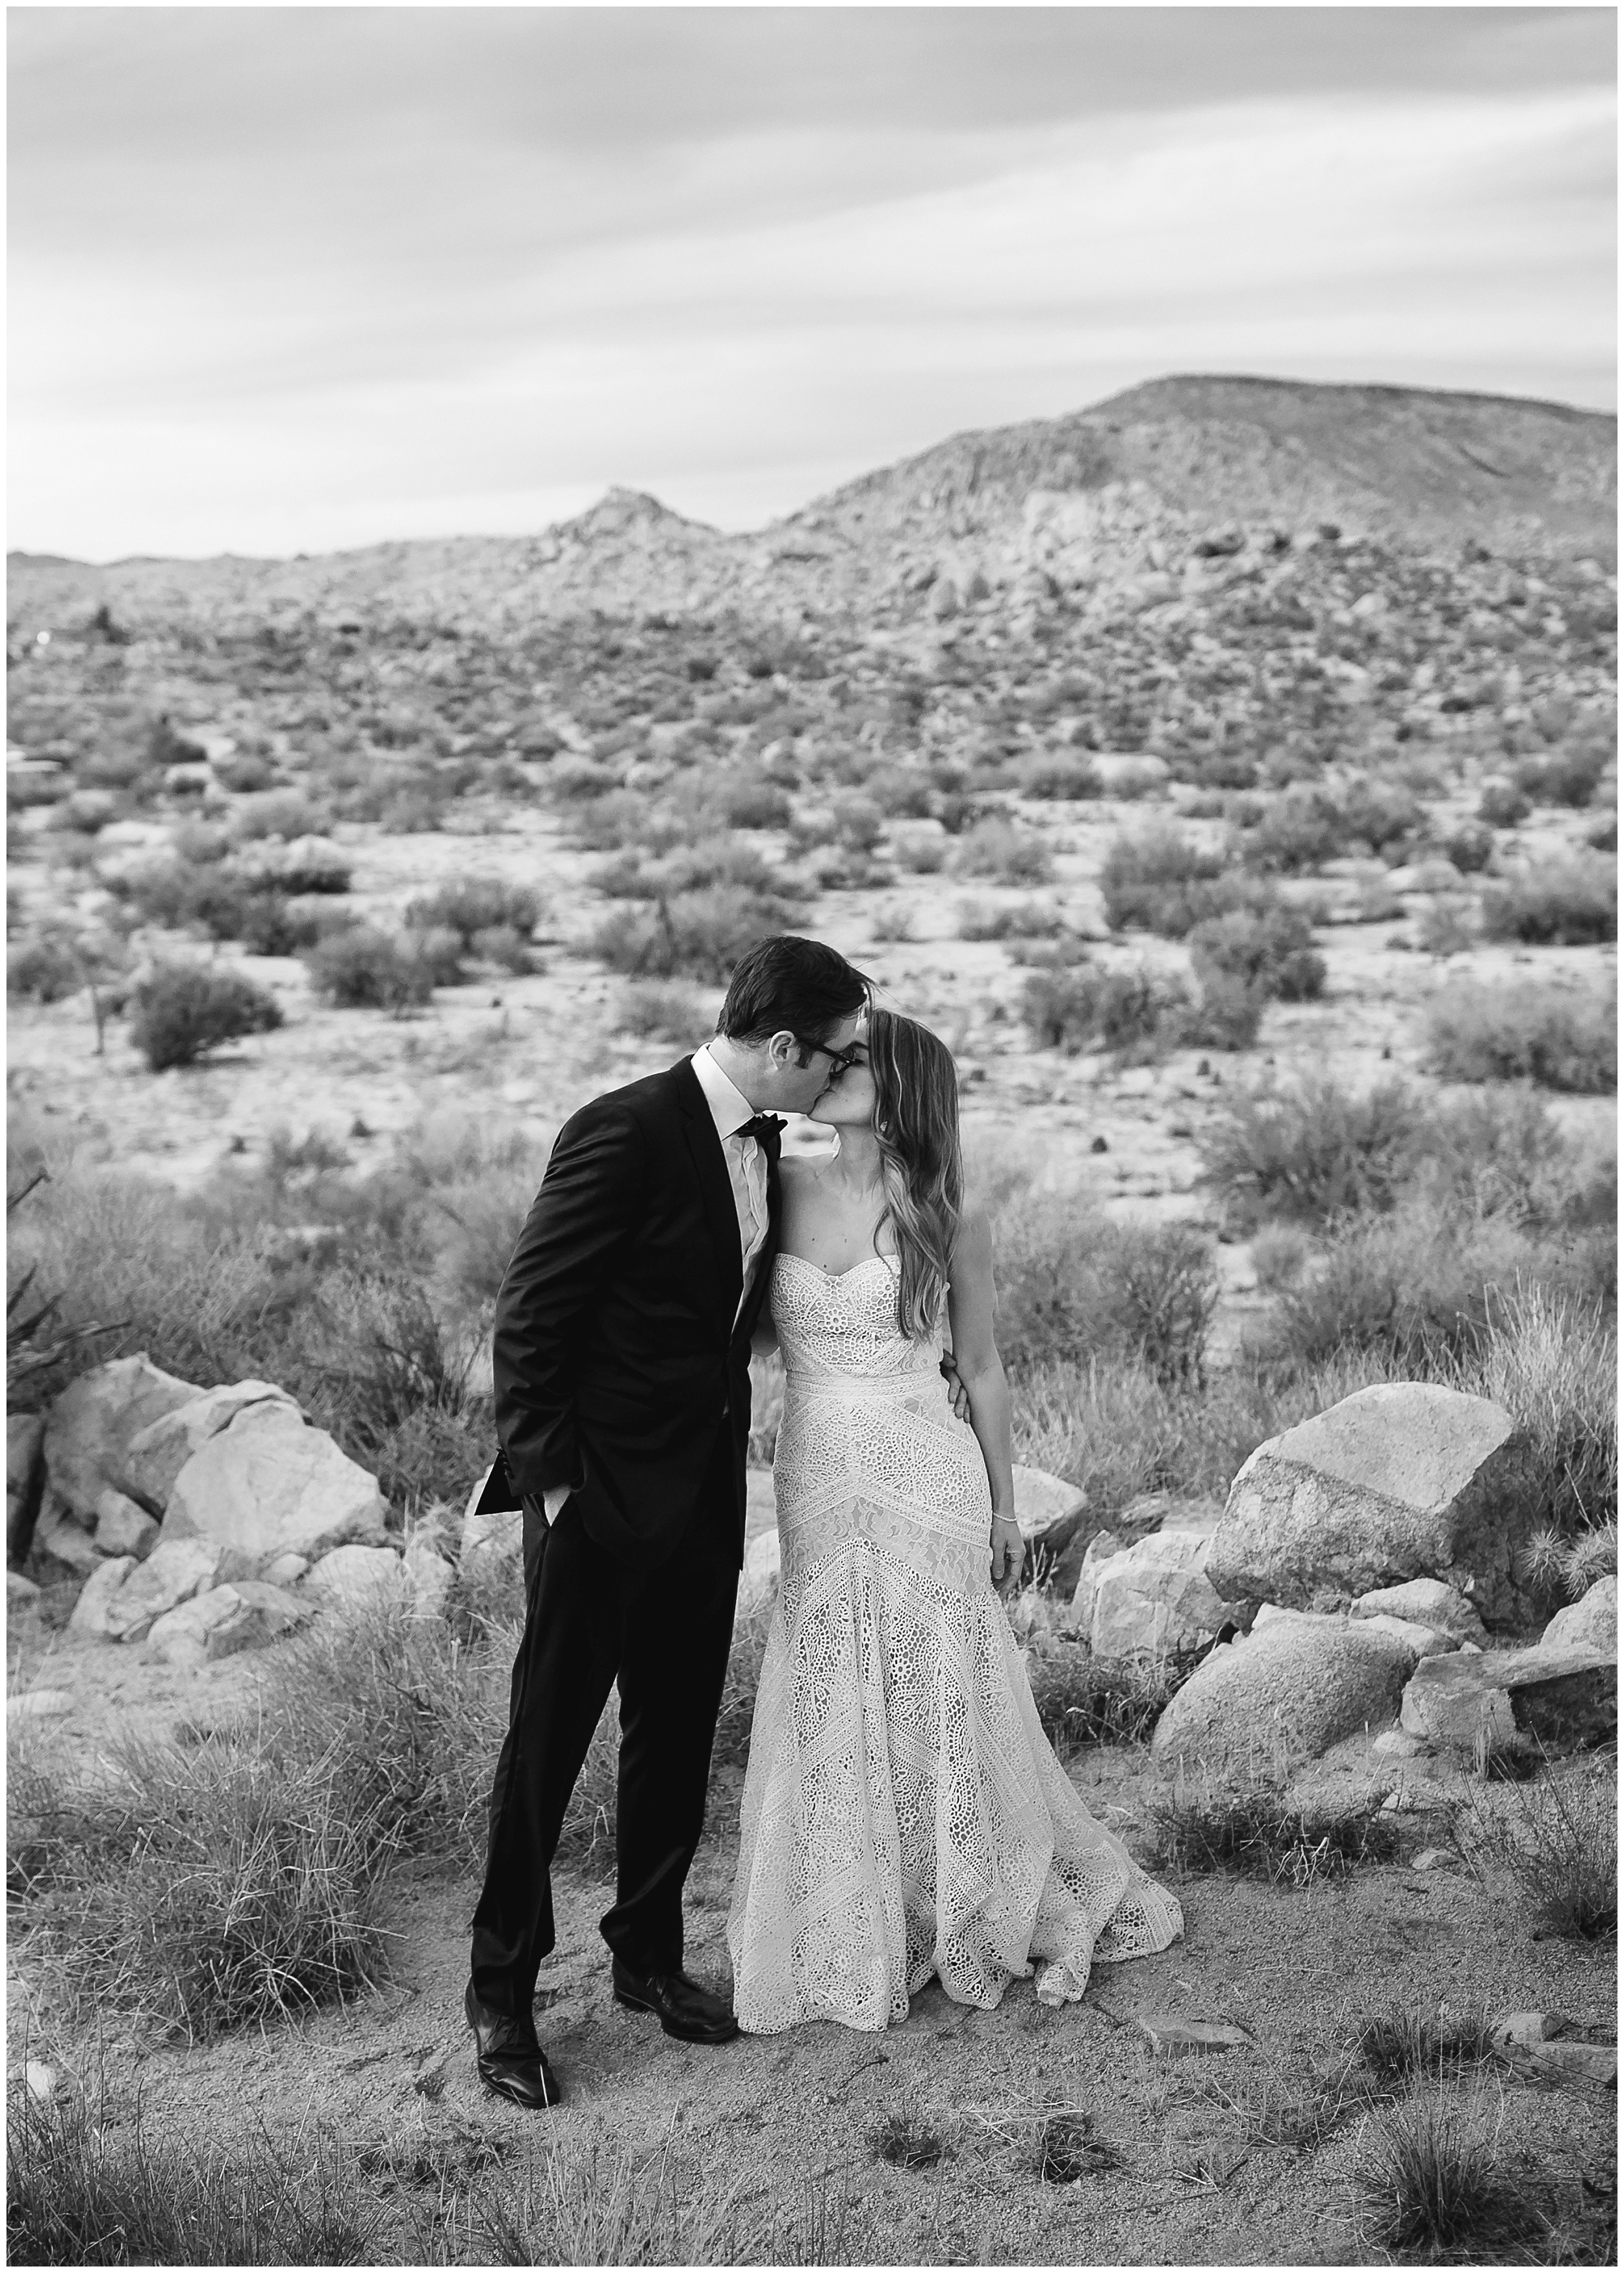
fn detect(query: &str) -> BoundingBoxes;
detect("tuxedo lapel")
[670,1057,744,1329]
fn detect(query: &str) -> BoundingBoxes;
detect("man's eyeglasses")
[796,1036,864,1079]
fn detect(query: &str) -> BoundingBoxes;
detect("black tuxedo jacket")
[485,1056,778,1570]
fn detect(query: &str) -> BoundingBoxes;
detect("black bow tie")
[735,1113,785,1162]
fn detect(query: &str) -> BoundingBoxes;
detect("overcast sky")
[8,6,1616,563]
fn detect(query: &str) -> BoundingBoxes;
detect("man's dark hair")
[718,935,869,1053]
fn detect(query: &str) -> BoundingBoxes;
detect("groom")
[465,933,870,2108]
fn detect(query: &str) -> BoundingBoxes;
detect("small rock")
[1372,1728,1430,1758]
[411,2051,450,2100]
[91,1489,160,1560]
[25,2061,57,2103]
[103,1537,231,1642]
[66,1552,137,1637]
[1411,1848,1459,1872]
[1361,1613,1458,1660]
[8,1688,73,1721]
[7,1571,42,1611]
[146,1586,245,1667]
[1353,1577,1487,1641]
[305,1543,404,1606]
[1401,1643,1616,1753]
[1504,2040,1618,2099]
[1137,2018,1252,2057]
[261,1551,310,1587]
[1074,1528,1231,1658]
[201,1580,310,1660]
[1492,2010,1567,2052]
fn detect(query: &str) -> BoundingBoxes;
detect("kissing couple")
[464,934,1181,2106]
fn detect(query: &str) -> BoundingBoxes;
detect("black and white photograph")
[6,6,1618,2265]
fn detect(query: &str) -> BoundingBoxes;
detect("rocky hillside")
[8,375,1616,640]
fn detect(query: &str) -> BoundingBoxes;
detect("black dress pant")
[468,1424,741,2016]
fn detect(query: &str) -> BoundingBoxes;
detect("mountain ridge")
[8,373,1616,637]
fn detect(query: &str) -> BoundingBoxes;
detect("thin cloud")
[8,10,1615,560]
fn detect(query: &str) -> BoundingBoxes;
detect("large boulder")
[103,1537,234,1642]
[1152,1614,1416,1769]
[1542,1577,1618,1656]
[1071,1530,1232,1659]
[1401,1643,1617,1753]
[7,1413,46,1563]
[163,1404,388,1566]
[120,1380,301,1513]
[1206,1385,1541,1630]
[42,1355,199,1519]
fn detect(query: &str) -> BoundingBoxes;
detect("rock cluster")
[10,1354,452,1673]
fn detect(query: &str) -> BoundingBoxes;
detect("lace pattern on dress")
[726,1253,1183,2035]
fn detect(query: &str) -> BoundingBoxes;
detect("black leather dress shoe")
[464,1982,562,2110]
[611,1959,741,2044]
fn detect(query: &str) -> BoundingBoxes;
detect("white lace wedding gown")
[726,1252,1183,2035]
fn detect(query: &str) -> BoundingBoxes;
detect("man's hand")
[990,1513,1024,1589]
[939,1351,972,1424]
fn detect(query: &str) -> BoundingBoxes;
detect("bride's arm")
[945,1210,1021,1584]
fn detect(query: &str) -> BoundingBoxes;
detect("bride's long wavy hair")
[867,1008,963,1341]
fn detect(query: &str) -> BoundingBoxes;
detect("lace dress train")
[726,1253,1182,2035]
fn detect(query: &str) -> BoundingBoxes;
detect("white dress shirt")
[542,1046,770,1526]
[689,1042,772,1311]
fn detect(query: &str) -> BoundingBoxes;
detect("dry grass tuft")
[1351,2091,1555,2263]
[1456,1756,1617,1941]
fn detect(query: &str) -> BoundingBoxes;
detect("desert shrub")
[403,876,540,945]
[237,841,351,895]
[958,897,1063,941]
[1150,1753,1403,1881]
[304,927,434,1012]
[1423,979,1616,1092]
[592,884,802,984]
[547,758,622,802]
[1353,2004,1497,2087]
[7,1593,511,2036]
[213,750,277,794]
[1199,1077,1430,1230]
[989,1183,1219,1383]
[1100,825,1228,935]
[1439,819,1494,873]
[893,829,948,874]
[1352,2096,1554,2261]
[1477,778,1531,828]
[615,979,711,1045]
[469,924,533,973]
[8,929,83,1003]
[862,764,937,820]
[596,837,798,905]
[230,788,328,841]
[955,817,1054,884]
[700,775,793,831]
[1480,853,1617,945]
[128,964,283,1072]
[1241,785,1349,873]
[1016,752,1100,800]
[1415,898,1478,958]
[1514,745,1610,808]
[6,2095,384,2268]
[1187,901,1326,1001]
[1024,1638,1198,1751]
[1182,969,1265,1051]
[567,790,657,852]
[1339,778,1425,857]
[1023,964,1189,1062]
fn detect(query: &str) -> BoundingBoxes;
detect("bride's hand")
[990,1513,1024,1589]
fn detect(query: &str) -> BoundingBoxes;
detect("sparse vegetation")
[1148,1755,1404,1881]
[1423,978,1616,1091]
[1352,2093,1554,2262]
[1457,1755,1617,1940]
[128,964,284,1072]
[304,927,436,1011]
[1480,852,1618,945]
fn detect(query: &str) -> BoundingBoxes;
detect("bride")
[727,1009,1182,2033]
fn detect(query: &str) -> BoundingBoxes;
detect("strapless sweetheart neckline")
[776,1251,898,1285]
